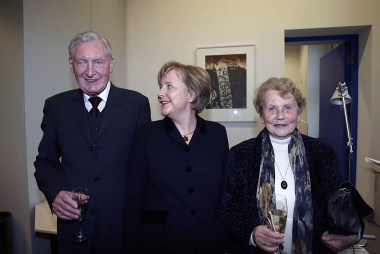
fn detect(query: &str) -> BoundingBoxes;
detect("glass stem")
[279,243,284,251]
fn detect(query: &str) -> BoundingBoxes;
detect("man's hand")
[51,191,80,220]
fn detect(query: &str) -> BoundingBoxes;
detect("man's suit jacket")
[125,116,233,254]
[34,84,151,254]
[218,128,342,254]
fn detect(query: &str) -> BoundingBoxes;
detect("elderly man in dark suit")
[34,30,151,254]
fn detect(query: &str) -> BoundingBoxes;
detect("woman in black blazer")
[125,61,232,254]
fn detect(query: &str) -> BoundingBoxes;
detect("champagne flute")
[267,194,288,254]
[71,187,89,243]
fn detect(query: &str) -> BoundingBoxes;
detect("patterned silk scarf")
[256,129,313,254]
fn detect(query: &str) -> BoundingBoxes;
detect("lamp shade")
[329,82,352,105]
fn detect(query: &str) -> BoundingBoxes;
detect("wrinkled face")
[157,69,194,120]
[70,40,114,96]
[261,90,300,139]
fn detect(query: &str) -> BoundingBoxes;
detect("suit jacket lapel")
[163,117,184,143]
[70,84,123,143]
[187,115,206,146]
[96,84,123,139]
[162,116,207,145]
[71,90,92,144]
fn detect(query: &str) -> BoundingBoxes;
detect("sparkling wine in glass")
[71,187,89,243]
[268,194,288,254]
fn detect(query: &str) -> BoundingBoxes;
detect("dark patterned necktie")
[89,96,102,119]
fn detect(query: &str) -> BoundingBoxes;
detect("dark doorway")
[285,35,358,184]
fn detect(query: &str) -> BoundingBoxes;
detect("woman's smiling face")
[157,69,193,120]
[261,89,300,139]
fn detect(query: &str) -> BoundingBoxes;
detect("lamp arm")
[341,96,353,154]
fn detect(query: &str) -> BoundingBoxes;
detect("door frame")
[285,35,359,184]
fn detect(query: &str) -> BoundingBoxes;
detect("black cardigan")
[218,128,342,254]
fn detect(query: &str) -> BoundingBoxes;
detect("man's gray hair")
[68,30,112,59]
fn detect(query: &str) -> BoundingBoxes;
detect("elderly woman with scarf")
[218,77,360,253]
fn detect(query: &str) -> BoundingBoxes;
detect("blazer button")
[184,147,190,152]
[94,177,101,182]
[188,188,194,194]
[186,167,192,173]
[189,209,196,216]
[90,144,96,151]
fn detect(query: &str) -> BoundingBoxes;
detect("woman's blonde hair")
[157,61,211,114]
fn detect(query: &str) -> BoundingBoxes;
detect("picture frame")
[196,45,255,122]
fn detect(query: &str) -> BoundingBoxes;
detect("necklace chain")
[182,129,195,142]
[182,129,195,136]
[274,161,290,180]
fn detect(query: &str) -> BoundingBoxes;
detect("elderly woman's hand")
[321,231,359,252]
[252,225,284,252]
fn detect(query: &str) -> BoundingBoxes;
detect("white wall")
[284,45,308,135]
[307,44,333,137]
[0,0,126,253]
[0,0,29,253]
[1,0,379,253]
[125,0,380,212]
[285,44,334,138]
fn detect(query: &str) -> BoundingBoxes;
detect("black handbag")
[327,181,373,236]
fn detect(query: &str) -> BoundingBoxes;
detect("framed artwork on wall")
[196,45,255,122]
